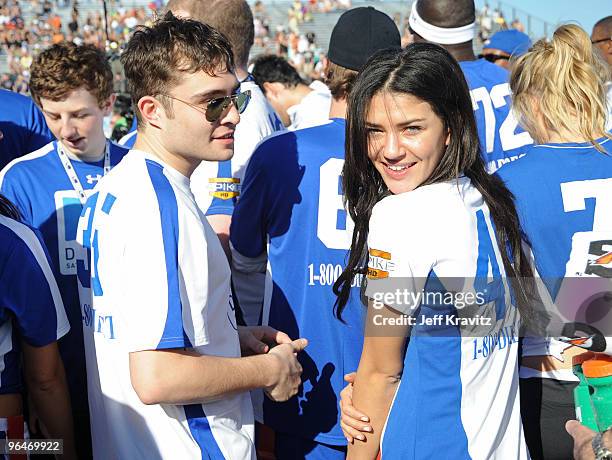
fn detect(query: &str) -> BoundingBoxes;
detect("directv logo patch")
[209,177,241,200]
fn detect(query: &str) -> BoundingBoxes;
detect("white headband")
[408,2,476,45]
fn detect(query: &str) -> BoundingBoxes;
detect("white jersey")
[75,149,254,460]
[365,177,528,459]
[287,81,331,131]
[190,78,284,214]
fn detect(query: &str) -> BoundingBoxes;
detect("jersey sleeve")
[0,223,69,347]
[364,198,436,315]
[230,144,271,261]
[0,166,34,225]
[204,160,237,216]
[26,101,53,153]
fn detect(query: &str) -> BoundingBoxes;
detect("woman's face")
[366,92,449,195]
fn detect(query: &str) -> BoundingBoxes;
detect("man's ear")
[262,81,285,101]
[102,94,116,117]
[137,95,164,129]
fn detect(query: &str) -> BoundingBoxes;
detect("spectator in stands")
[252,54,330,130]
[481,29,532,70]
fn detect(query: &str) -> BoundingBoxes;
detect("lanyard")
[57,141,111,206]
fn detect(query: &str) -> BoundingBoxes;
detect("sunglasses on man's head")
[160,90,251,123]
[479,54,510,63]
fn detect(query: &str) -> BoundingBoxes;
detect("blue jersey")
[230,119,365,445]
[497,137,612,296]
[0,141,127,415]
[0,215,69,395]
[0,89,53,170]
[460,59,532,172]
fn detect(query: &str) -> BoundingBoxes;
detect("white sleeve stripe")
[0,215,68,338]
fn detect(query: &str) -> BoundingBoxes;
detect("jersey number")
[561,178,612,277]
[317,158,353,250]
[470,83,532,154]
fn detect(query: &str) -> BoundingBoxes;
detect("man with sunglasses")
[480,29,532,70]
[75,13,306,459]
[407,0,532,172]
[592,16,612,129]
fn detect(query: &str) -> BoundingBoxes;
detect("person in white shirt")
[75,13,306,460]
[251,54,332,131]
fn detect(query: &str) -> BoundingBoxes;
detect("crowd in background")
[0,0,156,93]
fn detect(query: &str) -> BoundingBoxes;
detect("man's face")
[592,24,612,67]
[262,82,292,126]
[158,68,241,164]
[481,48,511,69]
[39,87,112,159]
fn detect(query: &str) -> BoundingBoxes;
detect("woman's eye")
[404,126,422,133]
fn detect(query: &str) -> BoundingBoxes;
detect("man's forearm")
[130,349,276,405]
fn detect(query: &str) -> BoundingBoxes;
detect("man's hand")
[565,420,599,460]
[264,338,308,402]
[238,326,292,356]
[340,372,372,443]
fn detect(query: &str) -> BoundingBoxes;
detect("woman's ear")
[445,128,451,147]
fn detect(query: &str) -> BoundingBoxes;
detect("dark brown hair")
[167,0,254,68]
[29,42,113,108]
[121,11,234,127]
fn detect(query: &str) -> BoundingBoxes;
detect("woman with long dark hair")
[0,194,76,458]
[333,44,534,459]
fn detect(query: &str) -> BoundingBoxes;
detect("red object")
[7,415,26,460]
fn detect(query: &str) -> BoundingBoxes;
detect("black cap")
[327,7,401,71]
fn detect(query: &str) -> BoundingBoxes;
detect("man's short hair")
[121,12,234,127]
[251,55,304,92]
[325,62,358,100]
[167,0,254,68]
[29,42,113,108]
[417,0,475,29]
[593,15,612,35]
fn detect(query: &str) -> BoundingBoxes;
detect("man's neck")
[133,132,197,178]
[328,97,347,120]
[289,84,313,108]
[443,42,477,62]
[235,66,250,82]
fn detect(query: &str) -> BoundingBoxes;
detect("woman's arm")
[22,340,76,460]
[347,300,409,460]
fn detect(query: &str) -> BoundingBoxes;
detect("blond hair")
[510,24,611,150]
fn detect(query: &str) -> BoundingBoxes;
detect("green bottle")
[573,352,599,431]
[583,354,612,432]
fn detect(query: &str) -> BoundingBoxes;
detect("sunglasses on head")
[160,90,251,123]
[479,54,510,63]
